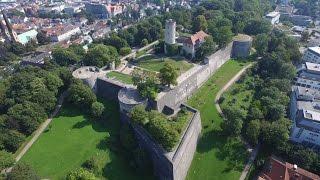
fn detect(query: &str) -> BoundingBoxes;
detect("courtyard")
[135,54,193,75]
[106,71,134,84]
[186,60,250,180]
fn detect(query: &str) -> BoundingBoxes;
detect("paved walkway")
[213,63,260,180]
[3,91,68,174]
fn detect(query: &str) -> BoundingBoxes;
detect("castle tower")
[2,11,18,43]
[165,19,176,45]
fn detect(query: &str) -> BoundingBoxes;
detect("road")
[3,91,68,174]
[213,63,259,180]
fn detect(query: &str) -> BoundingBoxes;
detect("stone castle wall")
[132,104,201,180]
[96,77,132,101]
[153,42,233,112]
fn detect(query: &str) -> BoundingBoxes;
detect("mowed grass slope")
[186,60,250,180]
[106,71,133,84]
[136,55,193,74]
[20,100,150,180]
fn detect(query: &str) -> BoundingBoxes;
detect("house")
[302,47,320,63]
[290,15,313,27]
[258,156,320,180]
[182,30,208,58]
[265,11,280,25]
[17,29,38,45]
[20,51,50,67]
[42,24,80,42]
[85,3,123,19]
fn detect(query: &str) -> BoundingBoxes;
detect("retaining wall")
[131,104,201,180]
[96,77,129,101]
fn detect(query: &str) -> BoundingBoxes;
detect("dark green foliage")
[68,81,97,110]
[130,107,191,151]
[84,44,119,68]
[66,168,96,180]
[52,46,83,66]
[195,36,216,60]
[0,150,15,171]
[119,47,132,56]
[132,69,159,100]
[7,163,40,180]
[7,102,47,135]
[90,102,105,119]
[193,15,208,32]
[165,43,179,56]
[82,155,101,175]
[130,105,149,126]
[159,62,178,87]
[244,19,271,35]
[0,130,25,152]
[103,34,129,52]
[245,120,260,145]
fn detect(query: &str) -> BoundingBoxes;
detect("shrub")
[66,168,96,180]
[130,105,149,125]
[119,47,132,56]
[0,150,15,171]
[82,156,101,175]
[91,102,105,119]
[7,163,40,180]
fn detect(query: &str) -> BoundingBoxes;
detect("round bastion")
[72,66,100,90]
[231,34,253,59]
[118,87,147,114]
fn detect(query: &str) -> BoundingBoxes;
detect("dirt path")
[213,63,259,180]
[4,91,68,173]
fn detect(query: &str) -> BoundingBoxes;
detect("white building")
[17,29,38,45]
[294,62,320,90]
[182,31,208,58]
[290,86,320,147]
[302,47,320,63]
[265,11,280,25]
[43,25,81,42]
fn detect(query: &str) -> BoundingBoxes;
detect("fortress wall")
[96,77,127,101]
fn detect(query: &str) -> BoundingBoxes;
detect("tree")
[141,38,148,46]
[132,69,158,99]
[7,102,47,135]
[130,105,149,125]
[84,44,119,68]
[68,81,97,110]
[196,36,216,60]
[2,130,26,152]
[7,163,40,180]
[212,26,233,48]
[159,62,178,87]
[254,33,270,56]
[193,15,208,32]
[52,47,81,66]
[0,150,15,171]
[221,118,243,136]
[82,156,101,174]
[244,19,271,35]
[91,102,105,119]
[301,31,309,42]
[36,31,50,45]
[66,168,96,180]
[104,34,129,52]
[119,47,131,56]
[246,120,261,145]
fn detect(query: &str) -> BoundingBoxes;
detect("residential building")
[302,47,320,63]
[17,29,38,45]
[290,86,320,148]
[258,156,320,180]
[182,30,208,58]
[85,3,123,19]
[20,51,50,67]
[265,11,280,25]
[290,15,313,27]
[42,24,80,42]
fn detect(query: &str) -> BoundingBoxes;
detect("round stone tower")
[165,19,176,45]
[72,66,100,92]
[118,87,147,123]
[231,34,253,59]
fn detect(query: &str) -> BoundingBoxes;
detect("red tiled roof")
[258,156,320,180]
[184,30,208,45]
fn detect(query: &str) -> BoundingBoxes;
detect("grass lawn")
[136,55,193,74]
[186,59,250,180]
[20,100,151,180]
[106,71,133,84]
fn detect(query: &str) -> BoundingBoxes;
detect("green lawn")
[106,71,133,84]
[20,100,151,180]
[136,55,193,74]
[186,60,250,180]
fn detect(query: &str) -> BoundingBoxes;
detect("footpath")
[213,63,260,180]
[3,91,68,174]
